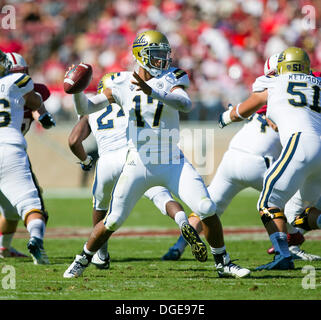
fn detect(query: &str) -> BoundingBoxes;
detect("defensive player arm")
[219,91,267,127]
[24,90,43,111]
[73,88,115,116]
[68,115,91,162]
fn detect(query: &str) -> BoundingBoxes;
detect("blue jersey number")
[97,105,125,130]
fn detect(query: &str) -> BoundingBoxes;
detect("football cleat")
[91,252,110,269]
[256,254,294,271]
[289,246,321,261]
[27,237,50,265]
[180,223,207,262]
[0,247,28,258]
[215,253,250,278]
[63,254,90,278]
[162,248,182,261]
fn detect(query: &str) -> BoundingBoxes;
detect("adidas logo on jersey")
[127,160,136,166]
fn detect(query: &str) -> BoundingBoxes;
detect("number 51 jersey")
[0,73,33,149]
[253,74,321,146]
[107,67,189,157]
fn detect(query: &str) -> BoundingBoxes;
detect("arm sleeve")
[15,74,34,96]
[252,75,275,92]
[73,92,110,115]
[150,87,192,113]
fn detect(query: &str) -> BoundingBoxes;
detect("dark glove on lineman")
[38,112,56,129]
[79,155,93,171]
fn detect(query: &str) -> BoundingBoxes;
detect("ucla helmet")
[132,30,172,77]
[0,50,12,77]
[277,47,310,75]
[97,72,119,93]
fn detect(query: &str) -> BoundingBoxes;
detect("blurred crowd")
[1,0,321,122]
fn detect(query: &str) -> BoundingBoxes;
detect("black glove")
[79,155,93,171]
[38,112,56,129]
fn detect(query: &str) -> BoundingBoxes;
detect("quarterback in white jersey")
[0,50,49,264]
[68,72,208,269]
[219,47,321,270]
[64,30,250,279]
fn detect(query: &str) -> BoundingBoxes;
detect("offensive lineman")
[163,53,321,262]
[219,47,321,270]
[64,30,250,278]
[68,73,208,269]
[0,50,49,264]
[0,52,55,260]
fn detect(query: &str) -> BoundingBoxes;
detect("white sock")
[83,243,95,256]
[0,232,14,249]
[98,241,108,259]
[175,211,189,228]
[269,232,291,257]
[210,245,226,255]
[27,219,45,240]
[316,215,321,229]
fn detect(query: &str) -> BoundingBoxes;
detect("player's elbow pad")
[73,92,109,115]
[151,88,192,113]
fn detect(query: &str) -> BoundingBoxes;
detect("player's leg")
[167,158,250,278]
[280,190,321,260]
[161,149,247,261]
[90,150,126,269]
[1,145,48,264]
[162,213,201,260]
[0,190,28,258]
[257,132,321,270]
[144,186,206,261]
[64,150,150,278]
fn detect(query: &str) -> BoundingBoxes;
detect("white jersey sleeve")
[13,73,34,96]
[165,67,190,89]
[252,75,276,92]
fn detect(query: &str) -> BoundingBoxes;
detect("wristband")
[235,103,246,120]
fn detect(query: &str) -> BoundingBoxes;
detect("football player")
[0,52,55,260]
[64,30,250,278]
[219,47,321,270]
[0,50,49,264]
[163,53,321,262]
[68,72,207,269]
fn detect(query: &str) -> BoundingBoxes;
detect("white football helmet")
[264,52,280,76]
[6,52,29,74]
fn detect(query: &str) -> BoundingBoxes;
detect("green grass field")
[0,190,320,301]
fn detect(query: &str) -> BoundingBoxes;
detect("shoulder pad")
[165,68,190,89]
[97,72,127,93]
[252,75,275,92]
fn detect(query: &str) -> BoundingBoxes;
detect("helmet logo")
[133,35,148,48]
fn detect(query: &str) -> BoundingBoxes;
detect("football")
[63,63,92,94]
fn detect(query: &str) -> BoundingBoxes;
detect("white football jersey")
[253,74,321,145]
[228,113,282,161]
[0,73,34,148]
[88,104,127,156]
[108,67,189,155]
